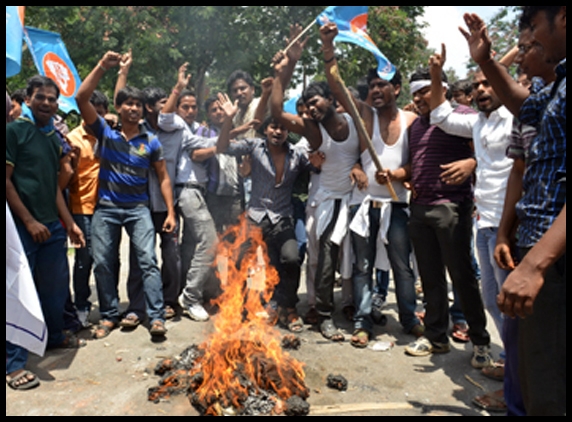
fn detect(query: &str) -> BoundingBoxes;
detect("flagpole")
[281,20,316,56]
[271,20,316,66]
[329,64,400,202]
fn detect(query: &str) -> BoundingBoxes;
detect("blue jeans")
[351,204,420,334]
[92,206,165,324]
[6,342,28,375]
[16,221,69,347]
[476,227,509,336]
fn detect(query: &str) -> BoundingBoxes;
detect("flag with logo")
[24,27,81,114]
[317,6,396,81]
[6,6,26,77]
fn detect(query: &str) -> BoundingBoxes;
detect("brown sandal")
[351,330,370,349]
[93,320,117,340]
[473,390,507,413]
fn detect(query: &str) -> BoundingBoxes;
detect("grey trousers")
[178,187,218,306]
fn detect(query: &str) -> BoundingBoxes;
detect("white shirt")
[431,102,514,229]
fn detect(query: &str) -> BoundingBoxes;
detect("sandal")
[119,313,142,329]
[451,323,470,343]
[150,320,168,337]
[351,330,370,349]
[51,333,87,350]
[319,318,345,342]
[93,320,117,340]
[279,308,304,333]
[482,360,505,382]
[473,390,507,413]
[6,370,40,391]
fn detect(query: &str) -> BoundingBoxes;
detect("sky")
[420,6,505,78]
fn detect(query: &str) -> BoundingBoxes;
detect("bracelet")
[98,62,109,72]
[172,88,181,96]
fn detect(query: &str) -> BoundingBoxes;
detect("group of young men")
[6,6,565,416]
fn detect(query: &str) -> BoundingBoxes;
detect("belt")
[371,201,407,209]
[176,183,206,195]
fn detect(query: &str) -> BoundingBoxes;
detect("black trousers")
[409,200,490,346]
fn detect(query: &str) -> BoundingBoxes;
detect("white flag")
[6,202,47,357]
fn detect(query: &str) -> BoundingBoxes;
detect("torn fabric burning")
[148,217,310,416]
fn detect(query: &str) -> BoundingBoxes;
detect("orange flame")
[190,215,308,415]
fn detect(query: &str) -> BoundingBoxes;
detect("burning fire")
[149,216,309,416]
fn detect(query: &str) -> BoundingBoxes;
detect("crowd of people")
[6,6,565,416]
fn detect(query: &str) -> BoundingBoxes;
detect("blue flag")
[24,27,82,114]
[6,6,26,77]
[317,6,396,81]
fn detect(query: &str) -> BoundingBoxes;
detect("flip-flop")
[319,319,345,342]
[351,330,370,349]
[119,313,142,329]
[6,370,40,391]
[93,320,117,340]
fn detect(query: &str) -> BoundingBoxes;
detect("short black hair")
[116,86,145,107]
[451,79,473,96]
[176,89,197,108]
[226,70,255,94]
[520,6,563,30]
[26,75,60,99]
[142,87,167,109]
[302,81,333,104]
[204,96,219,114]
[10,89,26,105]
[366,68,403,88]
[410,67,448,84]
[90,90,109,112]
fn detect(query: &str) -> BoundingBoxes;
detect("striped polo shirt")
[89,116,164,208]
[409,105,476,206]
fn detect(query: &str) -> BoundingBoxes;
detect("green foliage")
[7,6,430,112]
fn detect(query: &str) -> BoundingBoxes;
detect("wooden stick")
[282,20,316,55]
[329,64,400,202]
[311,402,414,415]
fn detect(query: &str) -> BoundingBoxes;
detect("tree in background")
[7,6,430,112]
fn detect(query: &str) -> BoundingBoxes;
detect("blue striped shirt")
[517,59,566,247]
[226,138,312,224]
[89,116,164,208]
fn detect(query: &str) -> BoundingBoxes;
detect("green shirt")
[6,119,62,225]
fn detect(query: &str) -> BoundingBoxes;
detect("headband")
[410,80,449,96]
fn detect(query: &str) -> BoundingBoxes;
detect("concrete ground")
[6,235,505,416]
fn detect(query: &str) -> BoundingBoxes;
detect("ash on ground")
[148,345,311,416]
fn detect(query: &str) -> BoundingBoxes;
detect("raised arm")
[163,63,191,116]
[114,49,133,107]
[320,23,370,120]
[460,13,530,117]
[76,51,122,126]
[216,93,239,154]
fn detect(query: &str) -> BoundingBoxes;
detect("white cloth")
[5,202,47,357]
[431,102,514,229]
[349,196,394,272]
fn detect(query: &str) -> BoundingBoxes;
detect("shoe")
[77,310,92,329]
[471,345,494,369]
[179,295,210,322]
[187,304,210,322]
[405,337,451,357]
